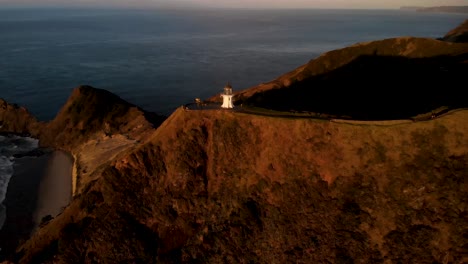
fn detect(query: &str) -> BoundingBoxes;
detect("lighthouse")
[221,83,234,109]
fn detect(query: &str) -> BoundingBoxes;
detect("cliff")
[1,22,468,264]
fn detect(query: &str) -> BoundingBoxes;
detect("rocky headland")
[0,22,467,263]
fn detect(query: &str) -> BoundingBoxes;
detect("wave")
[0,156,14,205]
[0,135,39,231]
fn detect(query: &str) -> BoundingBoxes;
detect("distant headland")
[400,5,468,13]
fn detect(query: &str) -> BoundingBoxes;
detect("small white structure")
[221,83,234,109]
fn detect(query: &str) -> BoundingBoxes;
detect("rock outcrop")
[0,99,42,137]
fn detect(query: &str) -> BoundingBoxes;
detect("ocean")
[0,8,465,121]
[0,8,465,231]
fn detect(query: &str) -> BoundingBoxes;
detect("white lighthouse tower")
[221,83,234,109]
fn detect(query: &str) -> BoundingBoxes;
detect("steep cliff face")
[15,107,468,263]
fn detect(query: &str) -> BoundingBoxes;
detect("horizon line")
[0,5,421,10]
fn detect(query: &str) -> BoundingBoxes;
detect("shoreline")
[0,151,73,259]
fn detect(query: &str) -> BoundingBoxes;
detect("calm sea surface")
[0,8,465,120]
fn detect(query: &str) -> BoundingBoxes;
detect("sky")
[0,0,467,9]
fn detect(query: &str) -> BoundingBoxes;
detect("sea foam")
[0,135,39,230]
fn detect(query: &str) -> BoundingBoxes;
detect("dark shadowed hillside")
[231,38,468,120]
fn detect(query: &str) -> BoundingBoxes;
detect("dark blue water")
[0,8,465,120]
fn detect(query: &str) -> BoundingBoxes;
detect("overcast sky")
[0,0,466,9]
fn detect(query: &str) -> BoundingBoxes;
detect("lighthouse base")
[221,95,234,109]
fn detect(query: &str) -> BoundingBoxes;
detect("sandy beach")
[33,151,73,230]
[0,151,73,258]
